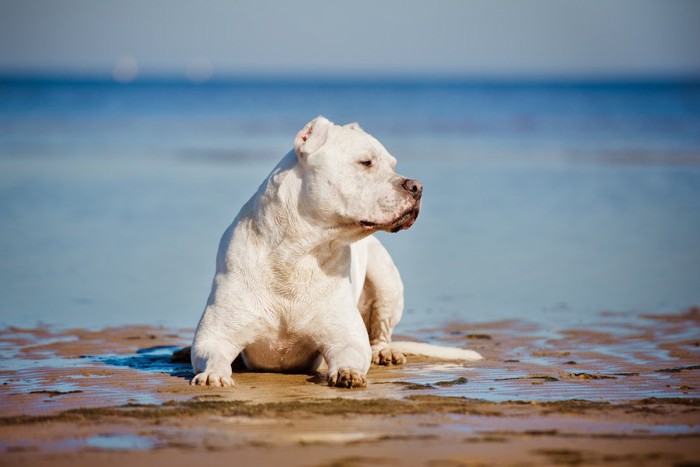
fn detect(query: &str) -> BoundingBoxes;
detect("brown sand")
[1,309,699,466]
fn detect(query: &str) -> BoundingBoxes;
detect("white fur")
[191,116,481,389]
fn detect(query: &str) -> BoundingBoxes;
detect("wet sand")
[1,309,699,466]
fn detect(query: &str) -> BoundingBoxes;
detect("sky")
[0,0,699,80]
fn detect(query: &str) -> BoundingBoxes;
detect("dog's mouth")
[359,203,420,233]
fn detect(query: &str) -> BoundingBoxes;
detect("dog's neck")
[249,151,361,265]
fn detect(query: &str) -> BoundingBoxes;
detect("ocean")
[1,78,699,332]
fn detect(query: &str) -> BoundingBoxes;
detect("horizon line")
[2,71,700,87]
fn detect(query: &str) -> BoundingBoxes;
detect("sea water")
[1,78,699,332]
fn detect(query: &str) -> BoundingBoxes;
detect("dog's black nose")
[402,178,423,199]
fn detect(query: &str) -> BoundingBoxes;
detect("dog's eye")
[359,160,373,167]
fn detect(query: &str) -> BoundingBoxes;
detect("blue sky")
[1,0,699,80]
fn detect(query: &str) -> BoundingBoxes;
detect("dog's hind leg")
[358,236,407,365]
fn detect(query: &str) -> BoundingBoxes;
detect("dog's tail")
[390,341,483,361]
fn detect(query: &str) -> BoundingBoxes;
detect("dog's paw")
[372,347,406,366]
[327,368,367,388]
[190,371,234,388]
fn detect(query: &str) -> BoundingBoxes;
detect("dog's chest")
[243,327,319,371]
[240,303,325,371]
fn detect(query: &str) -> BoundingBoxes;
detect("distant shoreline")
[2,73,700,88]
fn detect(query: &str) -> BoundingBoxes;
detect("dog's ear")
[294,116,332,159]
[343,122,363,131]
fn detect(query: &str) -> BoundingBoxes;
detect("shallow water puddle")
[94,345,192,377]
[403,309,700,401]
[84,434,157,450]
[0,326,192,415]
[445,414,699,437]
[0,431,159,453]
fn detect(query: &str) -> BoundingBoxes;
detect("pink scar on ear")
[301,127,313,142]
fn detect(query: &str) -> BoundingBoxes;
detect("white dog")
[191,116,481,388]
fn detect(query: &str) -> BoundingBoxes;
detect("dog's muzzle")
[359,177,423,233]
[384,177,423,232]
[390,177,422,231]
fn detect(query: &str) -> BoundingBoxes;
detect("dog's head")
[294,116,421,234]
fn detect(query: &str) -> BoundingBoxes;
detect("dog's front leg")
[360,236,407,366]
[320,311,372,388]
[190,304,257,387]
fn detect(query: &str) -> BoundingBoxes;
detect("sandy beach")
[1,308,698,466]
